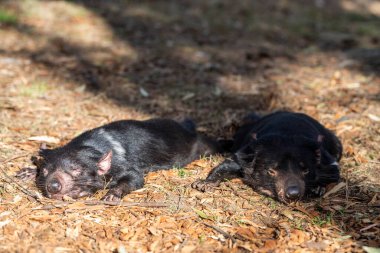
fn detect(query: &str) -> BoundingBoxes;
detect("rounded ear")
[97,150,112,175]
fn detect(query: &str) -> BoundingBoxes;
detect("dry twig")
[0,154,42,203]
[203,222,236,244]
[32,200,169,209]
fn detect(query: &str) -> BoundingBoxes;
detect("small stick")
[345,170,349,201]
[32,200,169,210]
[0,153,30,164]
[177,238,188,252]
[176,193,183,211]
[290,206,314,220]
[84,200,169,207]
[82,232,98,241]
[322,182,346,199]
[0,154,43,203]
[203,222,236,244]
[360,223,379,232]
[0,172,42,203]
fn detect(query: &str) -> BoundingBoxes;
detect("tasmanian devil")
[17,118,221,201]
[192,111,342,203]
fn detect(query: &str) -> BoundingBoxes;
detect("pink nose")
[47,179,62,194]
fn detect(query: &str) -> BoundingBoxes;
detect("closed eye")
[69,168,82,177]
[268,168,277,177]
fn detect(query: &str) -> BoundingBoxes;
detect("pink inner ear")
[97,151,112,175]
[251,133,257,140]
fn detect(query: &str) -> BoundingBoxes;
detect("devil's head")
[35,146,113,199]
[237,134,339,203]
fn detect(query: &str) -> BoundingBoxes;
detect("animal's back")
[101,118,220,170]
[231,112,315,151]
[232,112,342,160]
[250,112,320,137]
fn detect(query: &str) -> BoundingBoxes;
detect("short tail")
[180,118,196,133]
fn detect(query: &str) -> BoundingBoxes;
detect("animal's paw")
[15,167,37,181]
[191,180,220,192]
[101,192,122,202]
[310,186,326,197]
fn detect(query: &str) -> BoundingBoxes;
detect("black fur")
[27,118,221,201]
[192,111,342,203]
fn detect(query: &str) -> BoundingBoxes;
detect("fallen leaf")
[363,246,380,253]
[182,92,195,101]
[0,220,11,228]
[12,195,23,204]
[368,114,380,122]
[263,240,276,249]
[139,87,149,97]
[305,241,328,250]
[65,225,80,239]
[0,211,11,218]
[117,245,127,253]
[282,209,294,220]
[181,245,196,253]
[28,135,60,144]
[193,208,211,220]
[236,227,255,241]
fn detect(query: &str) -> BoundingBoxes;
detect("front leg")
[102,170,144,202]
[192,158,243,192]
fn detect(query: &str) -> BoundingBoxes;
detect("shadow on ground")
[1,0,379,132]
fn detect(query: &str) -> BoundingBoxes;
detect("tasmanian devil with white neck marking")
[192,111,342,203]
[17,118,221,201]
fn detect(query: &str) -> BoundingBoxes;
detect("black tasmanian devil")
[192,111,343,203]
[17,118,221,201]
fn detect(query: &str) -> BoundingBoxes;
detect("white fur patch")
[330,161,339,166]
[101,130,126,157]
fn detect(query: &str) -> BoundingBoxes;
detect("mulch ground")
[0,1,379,252]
